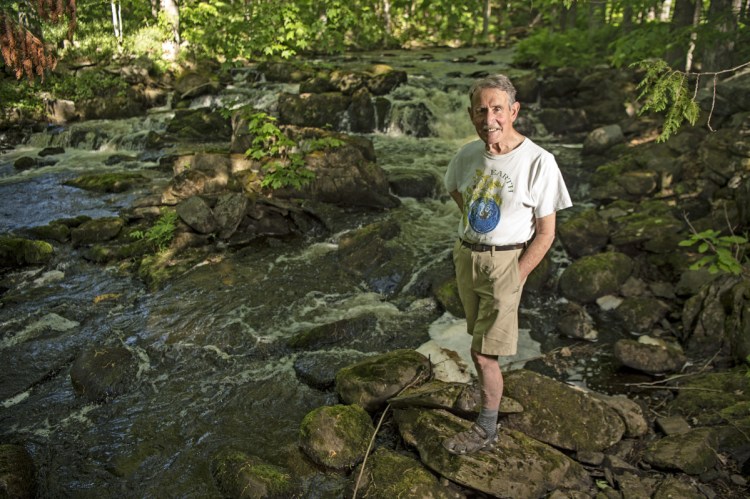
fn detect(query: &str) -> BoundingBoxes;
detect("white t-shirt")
[444,138,572,246]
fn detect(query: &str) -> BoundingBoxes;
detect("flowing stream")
[0,47,595,497]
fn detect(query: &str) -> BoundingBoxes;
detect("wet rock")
[432,271,464,318]
[609,202,684,253]
[351,447,454,498]
[681,274,742,356]
[69,344,139,402]
[556,301,598,341]
[348,87,376,133]
[613,337,687,374]
[387,168,442,199]
[26,222,71,243]
[176,196,217,234]
[287,313,378,351]
[257,61,312,83]
[45,98,77,124]
[614,296,671,334]
[653,475,706,499]
[71,217,124,246]
[277,92,351,129]
[394,407,592,497]
[559,251,634,303]
[388,102,435,137]
[538,108,589,135]
[335,349,430,412]
[0,443,36,498]
[165,109,231,142]
[594,394,648,438]
[293,351,369,391]
[387,379,523,417]
[720,277,750,363]
[611,469,659,499]
[656,416,691,436]
[213,192,248,239]
[503,369,626,452]
[666,369,750,424]
[336,219,413,295]
[210,449,295,499]
[13,156,36,170]
[299,76,338,94]
[0,236,54,267]
[557,208,609,258]
[583,124,625,155]
[64,172,148,193]
[366,68,408,96]
[643,428,718,475]
[38,146,65,157]
[298,404,373,470]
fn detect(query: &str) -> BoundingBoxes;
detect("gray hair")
[468,74,517,106]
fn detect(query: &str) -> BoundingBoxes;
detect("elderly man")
[442,74,572,455]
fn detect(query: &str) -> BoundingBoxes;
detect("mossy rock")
[26,222,70,243]
[298,404,374,470]
[557,208,609,259]
[666,369,750,423]
[0,444,36,498]
[351,447,453,498]
[503,369,625,452]
[70,344,138,402]
[210,449,295,499]
[70,217,124,247]
[559,251,633,303]
[433,275,464,318]
[64,172,148,193]
[0,236,54,268]
[393,407,592,497]
[642,428,718,475]
[335,349,430,412]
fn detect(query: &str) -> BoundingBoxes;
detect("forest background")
[0,0,748,129]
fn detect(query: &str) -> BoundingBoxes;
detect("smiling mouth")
[484,127,501,132]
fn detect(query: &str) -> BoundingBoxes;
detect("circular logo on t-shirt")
[468,198,500,233]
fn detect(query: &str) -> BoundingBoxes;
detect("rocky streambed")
[1,49,749,497]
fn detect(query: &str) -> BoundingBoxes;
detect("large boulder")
[394,407,592,497]
[210,449,294,499]
[0,236,54,268]
[583,124,625,155]
[557,208,609,258]
[388,379,523,417]
[70,217,125,247]
[352,447,454,498]
[643,428,718,475]
[298,404,374,470]
[503,369,626,452]
[335,349,430,412]
[165,109,232,142]
[0,444,36,498]
[277,92,351,129]
[613,337,687,374]
[559,251,634,303]
[69,344,139,402]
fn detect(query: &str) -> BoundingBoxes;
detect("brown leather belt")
[460,239,525,252]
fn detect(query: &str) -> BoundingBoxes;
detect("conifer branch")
[633,59,750,142]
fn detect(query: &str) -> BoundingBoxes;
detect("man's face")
[468,87,520,152]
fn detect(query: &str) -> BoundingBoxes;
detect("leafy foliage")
[130,209,179,253]
[632,59,700,142]
[47,69,129,101]
[243,111,316,190]
[679,229,748,276]
[513,27,615,69]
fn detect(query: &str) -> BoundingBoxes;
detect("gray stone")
[613,338,687,374]
[394,407,592,498]
[643,428,718,475]
[70,344,139,402]
[176,196,217,234]
[71,217,124,246]
[583,124,625,154]
[335,349,430,412]
[559,252,634,303]
[656,416,692,435]
[503,370,626,452]
[210,449,295,499]
[298,404,374,470]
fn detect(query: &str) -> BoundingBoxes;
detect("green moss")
[64,172,147,193]
[0,236,54,267]
[668,369,750,421]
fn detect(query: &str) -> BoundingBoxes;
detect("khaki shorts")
[453,239,524,356]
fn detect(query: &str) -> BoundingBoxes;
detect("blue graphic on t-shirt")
[468,198,500,233]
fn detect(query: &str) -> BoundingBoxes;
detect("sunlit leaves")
[633,58,700,142]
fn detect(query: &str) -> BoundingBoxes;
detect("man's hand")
[518,213,556,282]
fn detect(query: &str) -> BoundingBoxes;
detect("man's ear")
[511,101,520,121]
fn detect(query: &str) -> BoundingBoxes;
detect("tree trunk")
[701,0,739,72]
[382,0,392,36]
[666,0,696,69]
[160,0,180,45]
[482,0,491,40]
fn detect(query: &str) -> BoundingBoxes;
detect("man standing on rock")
[443,74,572,455]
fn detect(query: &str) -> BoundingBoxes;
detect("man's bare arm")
[518,213,556,282]
[449,190,464,212]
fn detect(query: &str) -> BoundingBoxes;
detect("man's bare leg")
[472,349,502,437]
